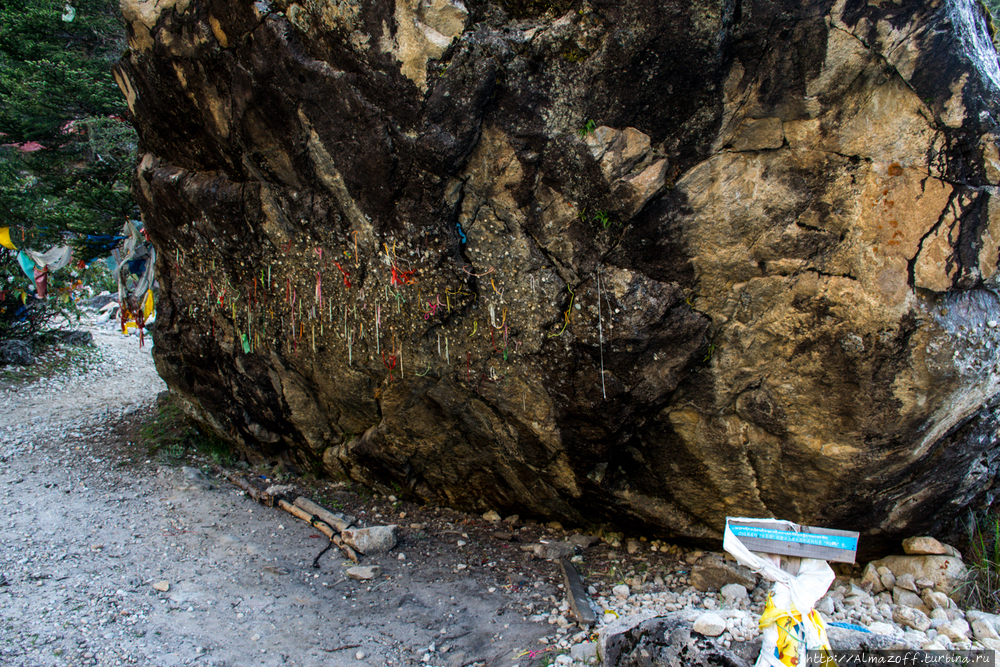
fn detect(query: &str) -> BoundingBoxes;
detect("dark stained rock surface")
[117,0,1000,556]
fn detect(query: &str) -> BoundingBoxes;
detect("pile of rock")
[522,533,1000,665]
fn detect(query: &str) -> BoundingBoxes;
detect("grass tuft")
[140,400,233,466]
[959,511,1000,612]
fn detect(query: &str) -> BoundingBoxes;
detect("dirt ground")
[0,324,694,667]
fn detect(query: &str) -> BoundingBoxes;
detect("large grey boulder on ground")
[117,0,1000,555]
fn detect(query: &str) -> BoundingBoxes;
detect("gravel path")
[3,317,999,667]
[0,320,563,667]
[2,320,166,460]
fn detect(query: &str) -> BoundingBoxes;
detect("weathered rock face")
[117,0,1000,555]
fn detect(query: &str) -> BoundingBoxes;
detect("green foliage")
[141,401,234,466]
[577,118,597,138]
[0,0,137,341]
[960,512,1000,612]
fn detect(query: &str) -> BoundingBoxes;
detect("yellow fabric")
[759,596,833,666]
[142,289,154,319]
[0,227,16,250]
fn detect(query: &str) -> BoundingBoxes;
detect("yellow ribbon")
[0,227,16,250]
[758,596,834,666]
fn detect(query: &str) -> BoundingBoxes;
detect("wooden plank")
[727,518,858,563]
[559,558,597,626]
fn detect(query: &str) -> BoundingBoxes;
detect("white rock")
[152,580,170,592]
[895,573,918,592]
[693,612,727,637]
[939,619,970,641]
[720,583,749,605]
[613,584,630,599]
[861,563,884,593]
[868,622,898,636]
[893,605,931,632]
[892,587,925,609]
[972,619,1000,642]
[570,642,598,662]
[930,608,950,621]
[979,637,1000,651]
[346,565,381,580]
[967,609,1000,629]
[341,525,398,555]
[870,555,966,595]
[921,589,950,610]
[482,510,501,522]
[901,536,948,556]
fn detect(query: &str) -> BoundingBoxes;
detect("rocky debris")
[601,613,758,667]
[689,555,757,592]
[720,583,749,607]
[152,580,170,592]
[178,466,215,491]
[532,540,576,561]
[122,0,1000,552]
[893,606,931,632]
[569,534,600,549]
[346,566,382,581]
[341,525,399,555]
[50,330,94,346]
[263,483,300,499]
[869,555,967,594]
[612,584,630,600]
[0,339,33,366]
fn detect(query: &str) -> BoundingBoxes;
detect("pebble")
[346,566,382,581]
[693,612,727,637]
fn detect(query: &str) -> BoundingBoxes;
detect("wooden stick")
[332,534,359,563]
[220,470,271,505]
[293,497,354,532]
[277,499,337,540]
[277,500,359,562]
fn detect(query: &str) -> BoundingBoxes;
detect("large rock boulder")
[116,0,1000,555]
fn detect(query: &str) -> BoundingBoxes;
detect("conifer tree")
[0,0,135,338]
